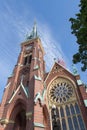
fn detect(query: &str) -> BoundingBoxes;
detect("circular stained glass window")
[49,79,73,103]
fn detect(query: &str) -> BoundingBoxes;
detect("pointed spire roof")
[26,21,38,41]
[33,21,37,37]
[72,64,78,75]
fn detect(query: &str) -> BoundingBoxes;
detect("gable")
[8,83,29,104]
[45,62,76,87]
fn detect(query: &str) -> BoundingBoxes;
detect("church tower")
[0,23,87,130]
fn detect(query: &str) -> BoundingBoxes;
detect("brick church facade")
[0,23,87,130]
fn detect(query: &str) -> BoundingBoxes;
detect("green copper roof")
[77,79,82,85]
[26,22,38,41]
[72,64,78,75]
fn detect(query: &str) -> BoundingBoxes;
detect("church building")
[0,23,87,130]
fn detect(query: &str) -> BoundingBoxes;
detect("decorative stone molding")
[34,75,42,81]
[18,63,23,67]
[34,122,45,128]
[0,118,15,126]
[53,68,63,74]
[42,86,46,101]
[32,57,40,61]
[26,112,32,120]
[8,82,29,104]
[34,92,42,103]
[21,82,29,98]
[5,82,11,89]
[33,65,39,70]
[34,86,46,105]
[84,100,87,107]
[8,85,20,103]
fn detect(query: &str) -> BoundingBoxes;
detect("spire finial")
[72,64,78,75]
[33,20,37,37]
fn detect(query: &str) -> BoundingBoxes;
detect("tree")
[69,0,87,71]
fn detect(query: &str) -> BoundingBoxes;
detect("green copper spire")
[72,64,78,75]
[26,21,38,41]
[33,21,37,37]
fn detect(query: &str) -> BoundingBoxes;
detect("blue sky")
[0,0,86,101]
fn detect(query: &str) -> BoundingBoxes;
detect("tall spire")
[26,21,38,41]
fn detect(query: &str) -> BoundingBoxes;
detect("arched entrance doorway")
[13,109,26,130]
[9,101,26,130]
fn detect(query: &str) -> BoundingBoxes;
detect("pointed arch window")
[24,56,27,65]
[51,103,86,130]
[78,115,85,130]
[65,105,70,116]
[62,119,67,130]
[75,103,80,114]
[57,119,61,130]
[68,117,74,130]
[73,116,79,129]
[60,107,64,117]
[51,108,55,119]
[51,107,60,130]
[56,108,59,118]
[70,104,75,115]
[24,54,32,65]
[51,107,59,119]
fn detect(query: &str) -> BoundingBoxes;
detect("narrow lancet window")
[24,54,32,65]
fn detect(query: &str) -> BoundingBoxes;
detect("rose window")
[49,82,73,103]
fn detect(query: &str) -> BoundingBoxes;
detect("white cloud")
[37,22,70,71]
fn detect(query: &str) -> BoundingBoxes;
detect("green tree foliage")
[69,0,87,71]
